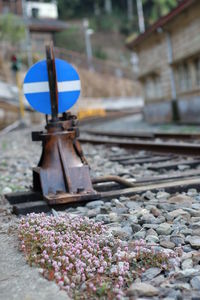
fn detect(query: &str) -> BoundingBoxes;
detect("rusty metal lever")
[46,44,58,122]
[92,175,135,187]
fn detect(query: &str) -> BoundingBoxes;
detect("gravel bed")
[1,127,200,299]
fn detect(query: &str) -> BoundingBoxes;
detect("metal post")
[136,0,145,33]
[104,0,112,14]
[127,0,133,21]
[46,45,59,122]
[166,32,179,121]
[22,0,32,68]
[94,1,100,16]
[83,19,94,71]
[166,32,176,99]
[16,71,25,119]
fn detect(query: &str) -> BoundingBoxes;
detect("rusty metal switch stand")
[31,45,98,205]
[32,113,98,205]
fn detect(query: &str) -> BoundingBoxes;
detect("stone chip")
[127,282,159,297]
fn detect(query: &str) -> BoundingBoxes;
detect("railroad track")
[79,129,200,155]
[84,129,200,140]
[7,128,200,214]
[79,129,200,204]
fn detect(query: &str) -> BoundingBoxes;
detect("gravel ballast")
[1,127,200,299]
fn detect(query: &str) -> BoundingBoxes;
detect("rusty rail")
[84,129,200,140]
[79,136,200,156]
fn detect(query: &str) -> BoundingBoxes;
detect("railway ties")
[7,147,200,214]
[7,124,200,215]
[109,152,200,169]
[5,121,200,215]
[76,129,200,205]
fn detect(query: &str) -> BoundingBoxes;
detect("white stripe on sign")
[24,81,49,94]
[24,80,81,94]
[58,80,81,92]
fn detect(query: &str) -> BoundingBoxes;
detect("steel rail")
[79,136,200,155]
[84,129,200,140]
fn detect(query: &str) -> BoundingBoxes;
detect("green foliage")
[96,282,109,297]
[55,0,179,35]
[94,47,107,60]
[20,52,42,67]
[47,0,180,62]
[56,0,178,22]
[143,0,178,24]
[91,15,117,32]
[56,0,129,20]
[57,0,94,19]
[0,13,25,44]
[1,142,7,151]
[120,17,138,36]
[54,27,85,52]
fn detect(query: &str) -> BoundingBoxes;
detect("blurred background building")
[2,0,200,129]
[0,0,67,50]
[127,0,200,123]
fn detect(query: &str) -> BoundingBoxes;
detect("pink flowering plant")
[18,213,179,299]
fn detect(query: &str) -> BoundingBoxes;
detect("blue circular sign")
[23,58,81,114]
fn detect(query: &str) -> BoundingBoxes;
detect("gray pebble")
[142,268,161,281]
[156,223,172,235]
[86,200,104,208]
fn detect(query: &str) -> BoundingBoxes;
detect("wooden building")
[0,0,22,15]
[0,1,67,51]
[127,0,200,123]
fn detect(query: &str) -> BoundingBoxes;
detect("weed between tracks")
[18,213,179,299]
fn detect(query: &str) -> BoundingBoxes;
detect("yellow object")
[16,71,24,119]
[78,108,106,120]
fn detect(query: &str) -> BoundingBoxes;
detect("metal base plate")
[5,190,101,215]
[5,174,200,215]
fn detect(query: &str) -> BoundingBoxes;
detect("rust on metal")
[79,136,200,156]
[46,44,59,122]
[32,113,99,203]
[92,175,135,187]
[31,44,99,204]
